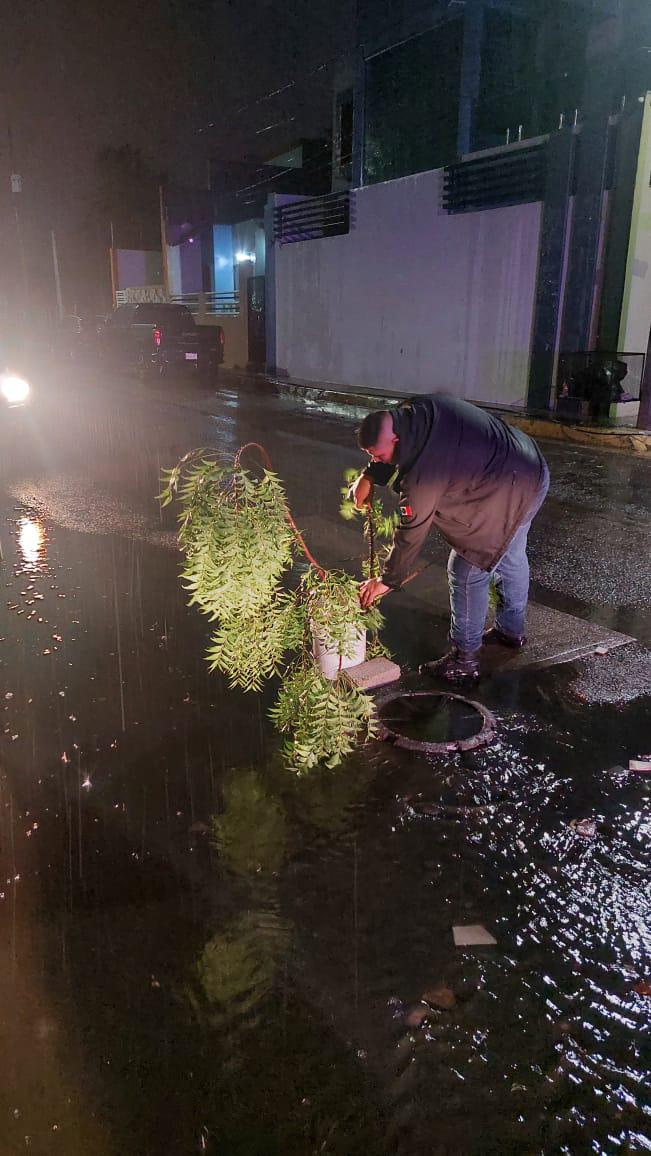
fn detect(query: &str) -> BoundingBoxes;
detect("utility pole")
[3,103,29,324]
[50,230,64,321]
[159,185,170,299]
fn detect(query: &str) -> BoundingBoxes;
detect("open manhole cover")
[376,691,496,754]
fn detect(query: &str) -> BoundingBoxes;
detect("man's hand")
[359,577,391,609]
[350,474,373,509]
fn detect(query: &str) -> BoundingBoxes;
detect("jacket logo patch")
[400,503,413,518]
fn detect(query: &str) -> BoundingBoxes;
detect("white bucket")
[312,625,366,680]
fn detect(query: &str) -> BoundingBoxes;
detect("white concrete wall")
[273,169,542,404]
[198,265,250,369]
[166,245,182,296]
[619,92,651,355]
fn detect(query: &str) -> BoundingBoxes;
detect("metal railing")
[443,140,547,213]
[115,286,167,306]
[273,191,352,244]
[169,292,240,316]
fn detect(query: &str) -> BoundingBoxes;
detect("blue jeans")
[447,464,550,653]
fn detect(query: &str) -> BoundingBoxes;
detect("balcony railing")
[170,292,239,316]
[114,290,239,315]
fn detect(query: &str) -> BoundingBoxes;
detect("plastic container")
[312,625,366,680]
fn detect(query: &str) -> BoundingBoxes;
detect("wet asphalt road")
[0,366,649,1155]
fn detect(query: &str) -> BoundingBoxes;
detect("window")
[334,89,353,182]
[364,21,463,185]
[474,5,589,150]
[475,11,536,149]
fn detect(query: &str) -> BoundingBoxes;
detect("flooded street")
[1,368,649,1154]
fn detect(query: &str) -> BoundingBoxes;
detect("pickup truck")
[97,303,224,382]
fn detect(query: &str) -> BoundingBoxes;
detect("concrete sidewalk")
[300,510,636,680]
[247,371,651,456]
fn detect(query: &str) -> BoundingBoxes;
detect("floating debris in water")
[570,818,597,838]
[629,758,651,773]
[189,821,210,835]
[422,985,456,1010]
[452,924,497,947]
[403,1004,430,1028]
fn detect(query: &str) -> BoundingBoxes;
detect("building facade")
[267,0,651,418]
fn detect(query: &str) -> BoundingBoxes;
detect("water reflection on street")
[0,371,649,1154]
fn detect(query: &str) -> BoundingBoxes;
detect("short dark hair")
[356,410,390,450]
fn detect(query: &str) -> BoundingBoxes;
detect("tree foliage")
[339,467,400,578]
[159,449,387,771]
[270,661,377,770]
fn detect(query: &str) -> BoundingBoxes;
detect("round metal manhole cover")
[376,691,496,754]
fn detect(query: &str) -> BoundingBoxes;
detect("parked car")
[97,303,224,382]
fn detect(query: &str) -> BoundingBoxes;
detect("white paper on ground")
[452,924,497,947]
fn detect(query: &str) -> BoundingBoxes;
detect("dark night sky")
[1,0,352,242]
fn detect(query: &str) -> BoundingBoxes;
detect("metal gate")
[247,276,266,367]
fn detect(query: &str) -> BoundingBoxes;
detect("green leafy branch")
[339,467,400,578]
[160,448,389,771]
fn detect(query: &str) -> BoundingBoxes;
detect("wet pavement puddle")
[0,380,649,1153]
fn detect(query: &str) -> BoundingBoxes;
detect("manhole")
[376,691,496,754]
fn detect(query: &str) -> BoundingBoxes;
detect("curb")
[268,378,651,456]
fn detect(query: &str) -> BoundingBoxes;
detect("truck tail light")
[153,328,162,348]
[219,329,224,345]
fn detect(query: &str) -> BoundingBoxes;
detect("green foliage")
[339,467,400,578]
[207,594,304,692]
[302,566,383,658]
[271,662,377,771]
[160,449,390,772]
[211,770,289,876]
[366,632,391,660]
[174,463,294,621]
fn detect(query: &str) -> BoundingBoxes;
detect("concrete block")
[343,656,401,690]
[452,924,497,947]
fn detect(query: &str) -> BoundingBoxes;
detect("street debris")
[452,924,497,947]
[570,818,596,838]
[422,985,456,1009]
[594,645,609,656]
[403,1004,430,1028]
[189,821,210,835]
[628,757,651,773]
[632,980,651,997]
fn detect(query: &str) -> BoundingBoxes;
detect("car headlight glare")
[1,375,30,405]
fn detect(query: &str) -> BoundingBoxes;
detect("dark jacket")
[364,395,547,588]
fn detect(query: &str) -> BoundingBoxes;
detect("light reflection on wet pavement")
[0,369,649,1154]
